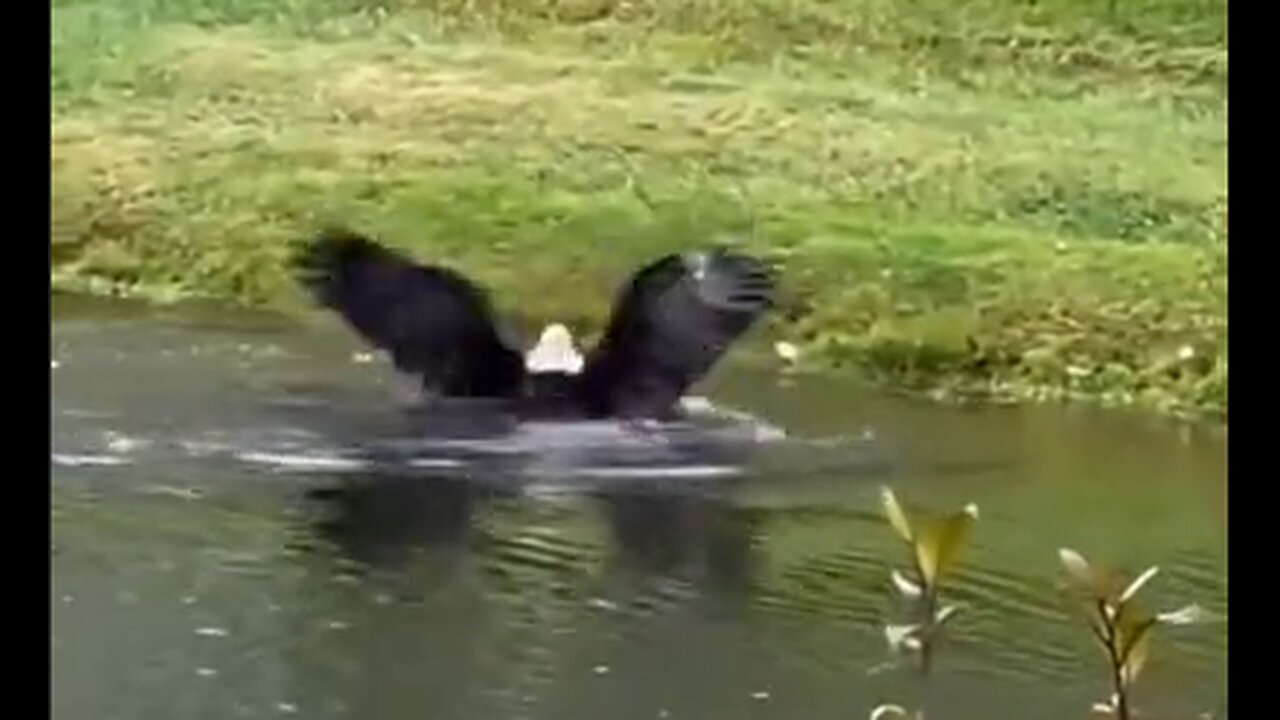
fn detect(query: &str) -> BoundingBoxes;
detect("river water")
[51,295,1227,720]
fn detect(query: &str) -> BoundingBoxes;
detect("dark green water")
[51,297,1226,720]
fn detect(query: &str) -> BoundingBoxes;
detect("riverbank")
[51,0,1226,419]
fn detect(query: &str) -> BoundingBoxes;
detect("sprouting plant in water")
[869,487,979,720]
[881,486,979,674]
[1057,548,1213,720]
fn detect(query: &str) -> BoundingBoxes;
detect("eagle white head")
[524,323,584,374]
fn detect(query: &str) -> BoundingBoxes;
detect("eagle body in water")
[294,230,777,421]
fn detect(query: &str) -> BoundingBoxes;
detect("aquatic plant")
[869,487,980,719]
[880,487,980,673]
[1057,548,1213,720]
[863,501,1218,720]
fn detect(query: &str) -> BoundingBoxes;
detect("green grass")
[51,0,1226,418]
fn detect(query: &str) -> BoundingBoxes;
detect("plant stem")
[1099,600,1130,720]
[920,586,938,677]
[1110,656,1130,720]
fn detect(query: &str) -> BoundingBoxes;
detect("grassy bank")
[51,0,1226,418]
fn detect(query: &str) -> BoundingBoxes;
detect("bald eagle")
[294,229,776,420]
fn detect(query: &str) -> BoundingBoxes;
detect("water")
[51,296,1227,720]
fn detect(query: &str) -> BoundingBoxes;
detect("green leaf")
[1090,697,1118,717]
[1118,565,1160,605]
[1120,625,1153,687]
[1157,603,1212,625]
[914,504,978,585]
[884,623,922,653]
[1114,606,1158,687]
[881,487,913,542]
[1059,548,1095,590]
[891,569,922,598]
[934,604,961,627]
[1058,548,1126,602]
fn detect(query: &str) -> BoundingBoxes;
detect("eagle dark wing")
[294,229,526,398]
[580,248,776,418]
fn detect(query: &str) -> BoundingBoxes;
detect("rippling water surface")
[51,296,1227,720]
